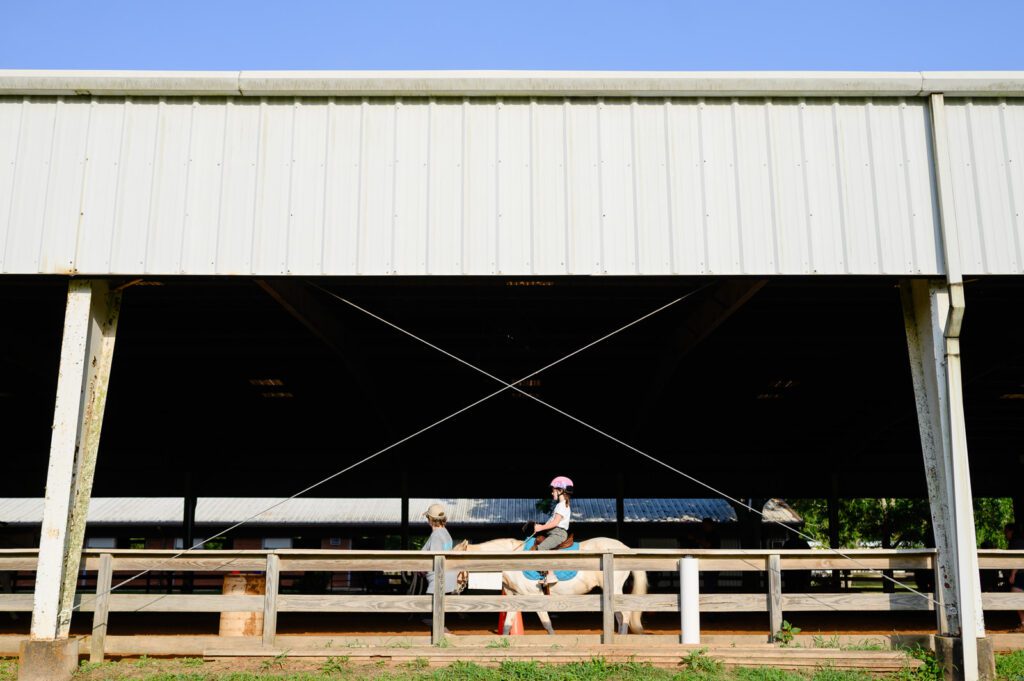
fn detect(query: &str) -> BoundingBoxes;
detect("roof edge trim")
[1,70,1023,98]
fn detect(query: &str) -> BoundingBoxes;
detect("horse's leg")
[616,612,628,636]
[502,613,516,636]
[536,610,556,635]
[616,571,631,635]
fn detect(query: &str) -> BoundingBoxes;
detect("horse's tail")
[628,570,647,634]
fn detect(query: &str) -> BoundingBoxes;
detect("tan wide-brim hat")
[424,503,447,521]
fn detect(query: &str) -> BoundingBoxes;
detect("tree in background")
[789,497,1014,548]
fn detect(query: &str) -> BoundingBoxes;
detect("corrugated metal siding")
[0,95,951,276]
[0,497,799,525]
[944,99,1024,275]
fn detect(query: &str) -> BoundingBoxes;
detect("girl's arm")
[533,514,564,534]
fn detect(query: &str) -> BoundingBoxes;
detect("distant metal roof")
[0,497,801,526]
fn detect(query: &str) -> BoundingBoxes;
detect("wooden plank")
[106,635,254,656]
[977,556,1024,569]
[0,559,43,570]
[90,553,112,663]
[431,555,445,645]
[280,558,432,571]
[446,595,601,613]
[779,556,933,570]
[621,557,767,571]
[262,554,279,648]
[614,594,679,612]
[198,645,921,672]
[104,557,269,571]
[101,594,263,613]
[601,553,614,642]
[768,554,782,641]
[700,594,768,612]
[781,593,935,611]
[0,595,35,611]
[446,557,602,571]
[278,595,432,613]
[982,592,1024,610]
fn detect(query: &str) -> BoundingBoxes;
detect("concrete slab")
[935,635,996,681]
[18,638,79,681]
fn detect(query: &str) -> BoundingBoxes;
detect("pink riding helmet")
[550,476,574,490]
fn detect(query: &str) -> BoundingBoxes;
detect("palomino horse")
[453,537,647,635]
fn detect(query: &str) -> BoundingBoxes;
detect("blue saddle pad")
[521,537,580,582]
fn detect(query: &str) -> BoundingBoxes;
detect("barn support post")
[913,91,995,681]
[615,474,625,541]
[827,476,841,590]
[23,280,121,681]
[400,471,410,550]
[901,280,987,681]
[182,495,197,593]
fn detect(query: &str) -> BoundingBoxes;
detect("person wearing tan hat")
[421,503,456,596]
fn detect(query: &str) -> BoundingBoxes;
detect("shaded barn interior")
[1,276,1022,523]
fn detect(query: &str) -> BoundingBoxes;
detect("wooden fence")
[0,548,1022,660]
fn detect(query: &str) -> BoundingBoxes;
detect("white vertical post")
[31,280,122,640]
[767,554,783,642]
[902,279,983,680]
[679,556,700,644]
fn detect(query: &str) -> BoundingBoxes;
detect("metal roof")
[0,497,801,526]
[1,71,1024,97]
[0,71,1019,277]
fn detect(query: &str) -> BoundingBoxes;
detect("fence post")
[767,554,782,643]
[263,553,280,649]
[933,551,946,632]
[601,553,615,643]
[431,555,446,645]
[89,553,113,663]
[679,556,700,644]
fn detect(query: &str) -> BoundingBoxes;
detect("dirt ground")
[0,610,1022,638]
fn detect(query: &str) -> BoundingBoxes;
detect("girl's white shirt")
[551,500,571,530]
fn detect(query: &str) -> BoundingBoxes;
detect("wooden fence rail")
[0,548,1021,660]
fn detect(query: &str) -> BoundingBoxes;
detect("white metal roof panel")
[3,70,1023,98]
[0,94,958,276]
[944,99,1024,275]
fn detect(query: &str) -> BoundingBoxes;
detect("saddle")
[529,532,575,550]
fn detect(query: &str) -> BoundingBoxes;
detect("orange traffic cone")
[497,589,524,635]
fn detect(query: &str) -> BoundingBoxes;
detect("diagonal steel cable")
[71,284,709,612]
[317,285,942,608]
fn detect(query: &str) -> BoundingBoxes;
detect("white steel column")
[899,91,986,681]
[30,280,122,640]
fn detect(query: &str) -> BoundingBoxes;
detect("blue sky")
[1,0,1021,71]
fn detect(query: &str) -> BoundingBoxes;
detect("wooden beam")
[431,556,446,645]
[31,280,122,640]
[636,279,767,433]
[254,279,394,436]
[89,553,112,663]
[767,554,782,641]
[262,554,280,648]
[601,553,615,643]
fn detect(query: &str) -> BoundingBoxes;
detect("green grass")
[996,649,1024,681]
[20,649,1018,681]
